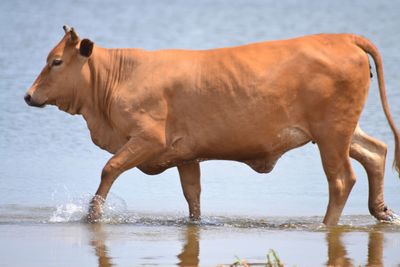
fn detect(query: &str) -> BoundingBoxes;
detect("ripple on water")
[1,189,399,230]
[1,201,400,232]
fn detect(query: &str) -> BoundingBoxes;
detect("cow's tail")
[352,34,400,176]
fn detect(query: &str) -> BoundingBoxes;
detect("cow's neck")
[80,47,141,152]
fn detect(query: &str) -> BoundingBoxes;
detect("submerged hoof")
[373,206,400,224]
[85,211,102,223]
[86,195,105,223]
[381,212,400,225]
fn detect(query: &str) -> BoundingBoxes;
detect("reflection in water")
[88,224,114,267]
[326,229,354,267]
[177,225,200,267]
[326,227,384,267]
[86,222,390,267]
[88,223,200,267]
[367,230,383,267]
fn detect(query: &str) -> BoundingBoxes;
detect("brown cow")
[25,26,400,226]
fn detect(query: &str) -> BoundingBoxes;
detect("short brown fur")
[25,27,399,225]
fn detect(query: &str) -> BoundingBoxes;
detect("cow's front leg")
[178,162,201,220]
[87,138,159,223]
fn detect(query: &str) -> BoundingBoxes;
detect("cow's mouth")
[24,94,46,108]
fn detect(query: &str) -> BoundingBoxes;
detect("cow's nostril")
[24,94,31,104]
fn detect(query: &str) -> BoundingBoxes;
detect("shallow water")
[1,203,400,266]
[1,223,400,267]
[1,0,400,266]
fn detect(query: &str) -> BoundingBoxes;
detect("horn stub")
[70,27,79,43]
[63,25,80,43]
[63,25,71,33]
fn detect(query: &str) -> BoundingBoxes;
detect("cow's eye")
[52,59,63,67]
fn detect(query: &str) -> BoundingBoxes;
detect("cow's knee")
[362,141,386,173]
[328,171,356,201]
[101,161,121,184]
[325,158,356,198]
[378,141,387,156]
[95,155,131,199]
[373,141,387,170]
[351,127,387,173]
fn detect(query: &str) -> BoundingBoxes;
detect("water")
[1,0,400,266]
[1,202,400,266]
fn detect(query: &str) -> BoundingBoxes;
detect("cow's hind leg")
[178,162,201,220]
[318,140,357,226]
[350,125,395,221]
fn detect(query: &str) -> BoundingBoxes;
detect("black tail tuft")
[369,63,373,78]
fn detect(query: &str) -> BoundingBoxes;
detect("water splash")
[49,202,85,223]
[381,213,400,225]
[49,192,127,223]
[1,187,399,231]
[1,203,399,231]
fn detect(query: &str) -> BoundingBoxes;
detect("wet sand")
[1,220,399,267]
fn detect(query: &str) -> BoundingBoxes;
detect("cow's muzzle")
[24,93,45,108]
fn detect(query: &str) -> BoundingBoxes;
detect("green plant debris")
[266,249,283,267]
[220,249,284,267]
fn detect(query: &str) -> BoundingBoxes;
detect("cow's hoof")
[86,195,104,223]
[188,216,201,224]
[86,210,102,223]
[373,206,400,224]
[86,204,102,223]
[381,212,400,225]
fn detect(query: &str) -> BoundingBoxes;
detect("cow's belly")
[138,126,311,175]
[199,126,311,168]
[240,127,311,173]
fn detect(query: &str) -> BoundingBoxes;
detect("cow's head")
[24,25,94,113]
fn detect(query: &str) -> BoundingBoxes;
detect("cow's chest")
[86,118,127,154]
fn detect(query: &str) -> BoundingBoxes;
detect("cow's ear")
[79,39,94,57]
